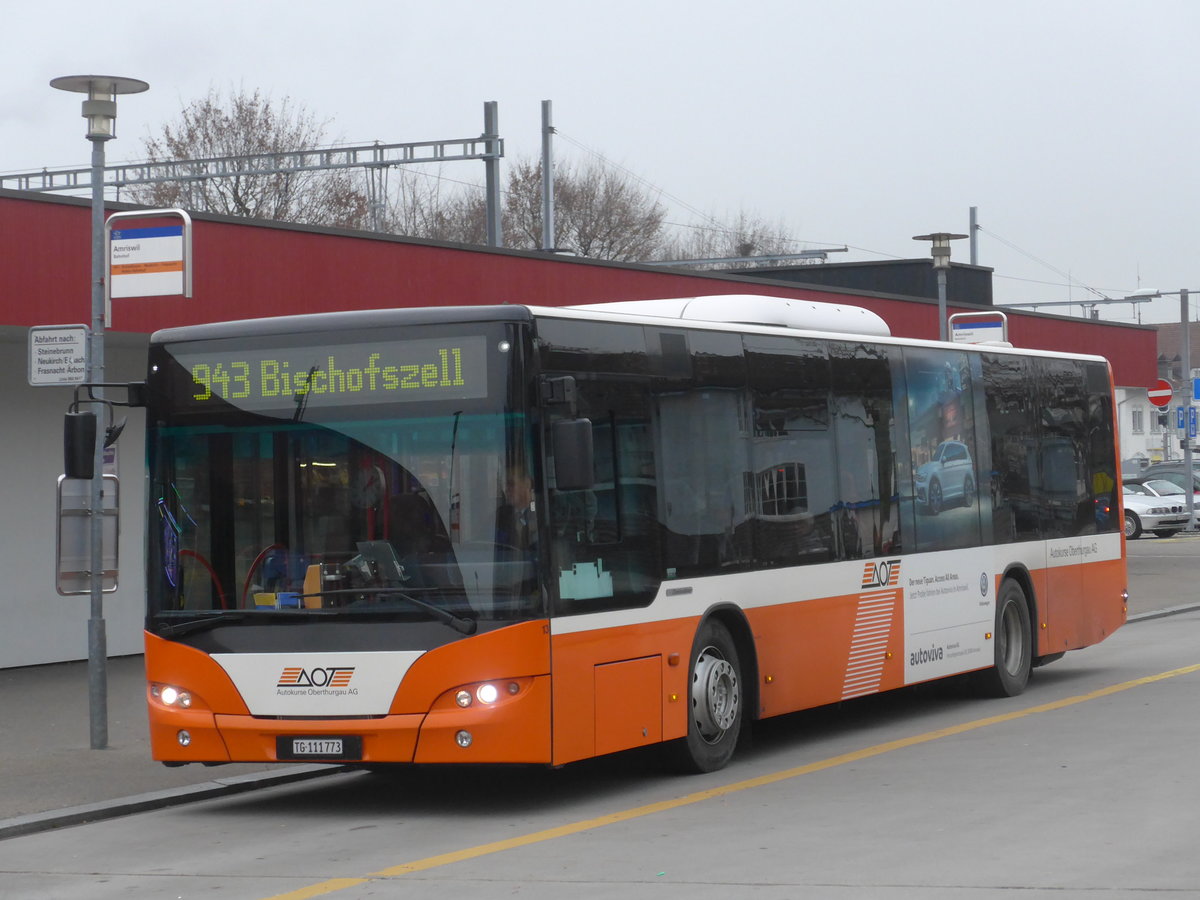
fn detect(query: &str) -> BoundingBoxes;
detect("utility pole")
[969,207,978,266]
[483,101,502,247]
[541,100,555,252]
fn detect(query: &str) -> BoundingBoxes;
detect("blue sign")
[1178,406,1187,430]
[1191,407,1197,439]
[1194,378,1200,402]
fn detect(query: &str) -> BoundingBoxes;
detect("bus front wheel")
[672,619,743,773]
[978,579,1032,697]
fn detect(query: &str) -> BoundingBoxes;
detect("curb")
[0,763,343,841]
[1128,603,1200,623]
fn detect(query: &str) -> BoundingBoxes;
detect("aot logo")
[277,666,355,688]
[861,558,902,590]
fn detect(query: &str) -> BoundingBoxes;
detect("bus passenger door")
[544,376,672,765]
[1038,436,1089,653]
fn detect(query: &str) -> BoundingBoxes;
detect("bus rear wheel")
[671,619,743,773]
[977,578,1032,697]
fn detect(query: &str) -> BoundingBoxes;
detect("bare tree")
[506,158,667,261]
[657,210,802,267]
[130,89,791,264]
[383,167,488,245]
[389,157,667,261]
[129,88,369,229]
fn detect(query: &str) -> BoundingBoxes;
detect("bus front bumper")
[148,674,553,765]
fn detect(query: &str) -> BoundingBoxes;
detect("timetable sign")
[29,325,88,386]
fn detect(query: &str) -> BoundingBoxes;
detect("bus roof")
[150,297,1110,365]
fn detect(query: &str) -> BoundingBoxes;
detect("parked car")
[1138,462,1200,494]
[1121,479,1191,539]
[915,440,975,515]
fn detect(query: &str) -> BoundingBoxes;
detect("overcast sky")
[4,0,1197,324]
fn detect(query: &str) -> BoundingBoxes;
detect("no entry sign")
[1148,378,1174,408]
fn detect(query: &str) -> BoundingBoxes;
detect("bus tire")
[978,578,1032,697]
[672,618,743,773]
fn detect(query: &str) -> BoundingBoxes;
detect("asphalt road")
[1125,530,1200,615]
[6,577,1200,897]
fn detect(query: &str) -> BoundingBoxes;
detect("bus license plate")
[294,739,342,756]
[277,736,362,761]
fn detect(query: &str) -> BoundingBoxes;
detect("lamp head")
[50,75,149,141]
[912,232,969,270]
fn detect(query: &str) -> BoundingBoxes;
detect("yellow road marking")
[264,662,1200,898]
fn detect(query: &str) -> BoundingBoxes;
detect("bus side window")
[548,383,661,614]
[830,342,900,559]
[903,347,983,553]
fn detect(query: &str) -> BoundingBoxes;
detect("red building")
[2,189,1155,384]
[0,189,1156,668]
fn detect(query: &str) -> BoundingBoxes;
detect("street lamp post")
[51,75,148,750]
[1181,288,1192,527]
[913,232,968,341]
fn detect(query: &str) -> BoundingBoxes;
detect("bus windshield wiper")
[157,610,312,637]
[157,613,248,637]
[307,587,477,635]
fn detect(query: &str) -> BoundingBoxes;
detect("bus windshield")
[145,322,539,631]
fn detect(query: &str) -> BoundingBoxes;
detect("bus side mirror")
[64,411,97,480]
[553,419,594,491]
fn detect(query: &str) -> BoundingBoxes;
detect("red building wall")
[1,190,1156,387]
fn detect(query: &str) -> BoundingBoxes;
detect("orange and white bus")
[141,296,1126,773]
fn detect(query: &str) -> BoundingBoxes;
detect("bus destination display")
[169,336,489,411]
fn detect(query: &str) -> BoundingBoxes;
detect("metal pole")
[540,100,555,252]
[87,134,107,750]
[483,101,502,248]
[937,268,948,342]
[969,206,978,266]
[1182,288,1194,528]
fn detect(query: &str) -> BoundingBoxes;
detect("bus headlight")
[476,683,499,704]
[445,678,527,710]
[152,683,193,708]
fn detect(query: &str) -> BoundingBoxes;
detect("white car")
[1122,480,1190,539]
[915,440,975,515]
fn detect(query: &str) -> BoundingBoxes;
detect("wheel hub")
[691,646,740,742]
